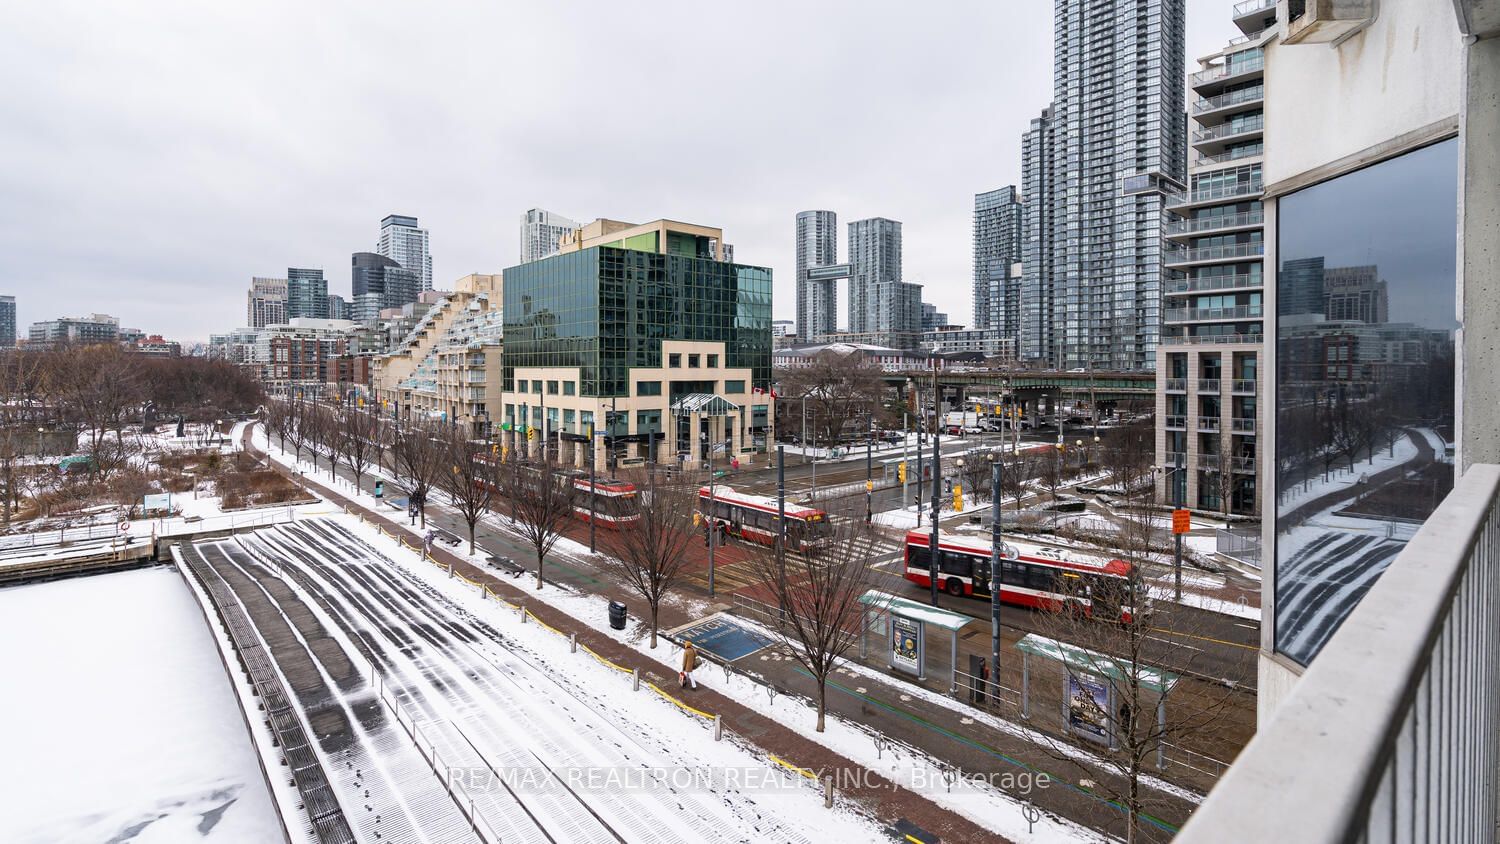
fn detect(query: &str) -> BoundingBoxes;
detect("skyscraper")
[972,186,1023,332]
[1020,109,1055,362]
[377,214,432,292]
[795,210,839,342]
[286,268,328,320]
[326,294,351,321]
[848,217,921,346]
[519,208,579,263]
[247,277,288,328]
[351,252,419,323]
[0,296,15,348]
[1019,0,1187,370]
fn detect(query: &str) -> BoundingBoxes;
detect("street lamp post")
[929,424,942,608]
[705,430,716,597]
[989,454,1003,699]
[588,423,597,554]
[865,413,873,523]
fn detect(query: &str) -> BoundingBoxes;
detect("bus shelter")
[1015,633,1179,767]
[857,590,973,693]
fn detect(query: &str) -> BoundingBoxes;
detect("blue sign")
[674,614,773,662]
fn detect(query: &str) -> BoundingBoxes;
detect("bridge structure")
[883,369,1157,425]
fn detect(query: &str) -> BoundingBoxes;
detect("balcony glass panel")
[1274,138,1458,666]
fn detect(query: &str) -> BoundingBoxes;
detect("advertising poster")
[1067,673,1111,743]
[891,616,922,675]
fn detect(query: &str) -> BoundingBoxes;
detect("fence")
[1214,527,1261,567]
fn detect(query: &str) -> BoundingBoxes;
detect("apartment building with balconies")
[1155,0,1274,516]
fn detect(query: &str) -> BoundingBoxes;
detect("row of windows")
[666,353,719,368]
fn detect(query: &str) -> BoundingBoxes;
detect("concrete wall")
[1259,1,1466,720]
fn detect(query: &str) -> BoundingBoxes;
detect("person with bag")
[679,640,698,690]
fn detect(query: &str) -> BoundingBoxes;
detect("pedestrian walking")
[423,528,435,555]
[679,640,698,689]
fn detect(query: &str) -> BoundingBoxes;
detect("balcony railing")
[1166,274,1264,295]
[1231,378,1258,394]
[1160,332,1264,345]
[1195,146,1265,168]
[1189,51,1265,86]
[1197,417,1221,432]
[1167,181,1265,207]
[1165,415,1187,429]
[1194,116,1266,143]
[1165,242,1265,265]
[1193,85,1265,115]
[1232,0,1274,17]
[1178,465,1500,842]
[1232,417,1257,433]
[1165,210,1264,236]
[1165,304,1265,322]
[1198,378,1221,393]
[1165,378,1187,392]
[1163,452,1187,467]
[1230,456,1256,472]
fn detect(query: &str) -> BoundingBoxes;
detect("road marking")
[1233,622,1258,631]
[1147,635,1201,653]
[1152,627,1258,652]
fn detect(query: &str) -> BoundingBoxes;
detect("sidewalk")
[249,426,1203,841]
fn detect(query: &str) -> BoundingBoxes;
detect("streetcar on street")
[698,486,832,554]
[902,531,1138,622]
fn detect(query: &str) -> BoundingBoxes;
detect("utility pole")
[865,413,873,523]
[990,457,1003,699]
[902,410,910,516]
[706,429,716,597]
[588,422,597,554]
[777,445,787,622]
[929,430,942,608]
[1174,450,1184,602]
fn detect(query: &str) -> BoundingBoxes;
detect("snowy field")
[1276,432,1421,517]
[0,566,280,843]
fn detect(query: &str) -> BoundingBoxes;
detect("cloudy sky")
[0,1,1240,341]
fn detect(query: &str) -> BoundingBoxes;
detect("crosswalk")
[690,533,901,593]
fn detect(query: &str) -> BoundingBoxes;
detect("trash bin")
[608,600,627,630]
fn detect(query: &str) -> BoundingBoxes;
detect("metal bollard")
[823,775,834,808]
[714,715,723,741]
[570,633,577,653]
[447,561,453,578]
[632,668,640,691]
[519,603,527,623]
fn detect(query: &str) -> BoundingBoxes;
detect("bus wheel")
[946,578,964,597]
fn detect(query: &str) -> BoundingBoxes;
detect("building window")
[637,380,662,396]
[1274,138,1458,667]
[533,380,542,394]
[517,379,527,393]
[707,354,719,368]
[547,380,558,395]
[689,354,700,368]
[563,381,575,396]
[724,380,745,394]
[669,353,681,368]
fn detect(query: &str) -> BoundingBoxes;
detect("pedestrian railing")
[1179,464,1500,840]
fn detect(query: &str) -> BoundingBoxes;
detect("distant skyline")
[0,1,1239,341]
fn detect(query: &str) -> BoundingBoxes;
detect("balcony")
[1165,274,1265,295]
[1189,51,1265,88]
[1198,378,1221,393]
[1177,465,1500,842]
[1165,210,1264,237]
[1165,415,1187,430]
[1163,451,1187,467]
[1160,332,1264,346]
[1232,417,1257,433]
[1164,304,1265,323]
[1167,181,1265,208]
[1194,116,1266,144]
[1195,146,1265,168]
[1165,378,1187,392]
[1231,378,1258,394]
[1197,417,1221,432]
[1232,0,1274,18]
[1230,456,1256,473]
[1192,85,1265,116]
[1165,242,1265,266]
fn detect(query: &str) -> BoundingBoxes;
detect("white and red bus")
[699,485,831,554]
[566,474,640,528]
[903,531,1137,622]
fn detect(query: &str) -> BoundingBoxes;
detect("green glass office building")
[502,246,772,398]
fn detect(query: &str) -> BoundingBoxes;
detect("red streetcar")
[903,531,1137,622]
[698,485,831,554]
[567,474,639,528]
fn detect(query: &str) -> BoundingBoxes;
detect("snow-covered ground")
[1276,433,1420,517]
[0,566,281,843]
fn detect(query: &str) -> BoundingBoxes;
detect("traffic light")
[954,485,964,512]
[865,480,874,492]
[898,461,907,483]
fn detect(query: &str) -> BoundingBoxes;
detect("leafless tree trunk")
[338,403,383,491]
[506,456,578,590]
[749,519,876,731]
[390,419,444,528]
[437,428,492,555]
[600,469,698,648]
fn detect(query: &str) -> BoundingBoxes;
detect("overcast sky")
[0,1,1240,342]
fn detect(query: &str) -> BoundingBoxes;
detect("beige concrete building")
[557,218,733,261]
[370,273,503,437]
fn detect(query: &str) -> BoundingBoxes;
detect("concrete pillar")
[1461,34,1500,470]
[575,441,587,470]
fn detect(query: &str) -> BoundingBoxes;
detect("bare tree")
[0,351,42,526]
[599,470,699,648]
[749,519,875,732]
[389,419,445,528]
[506,457,578,590]
[338,403,383,491]
[43,344,143,456]
[778,350,895,444]
[436,429,492,555]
